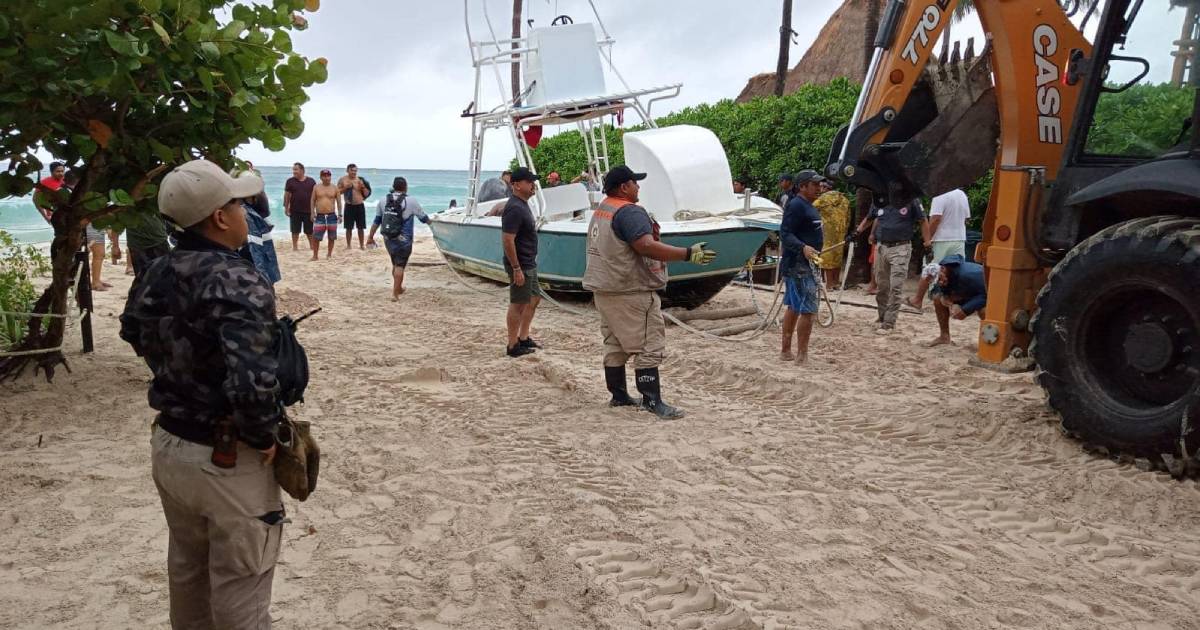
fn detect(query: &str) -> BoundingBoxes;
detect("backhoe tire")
[1031,216,1200,474]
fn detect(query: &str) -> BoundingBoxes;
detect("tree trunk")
[511,0,523,104]
[863,0,882,78]
[775,0,793,97]
[0,210,84,382]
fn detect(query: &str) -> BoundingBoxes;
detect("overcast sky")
[238,0,846,171]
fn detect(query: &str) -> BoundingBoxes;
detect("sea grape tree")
[0,0,326,380]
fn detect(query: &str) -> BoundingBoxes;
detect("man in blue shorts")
[373,177,430,301]
[779,170,825,363]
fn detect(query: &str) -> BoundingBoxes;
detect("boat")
[429,2,782,309]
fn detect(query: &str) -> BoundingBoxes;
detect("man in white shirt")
[908,188,970,310]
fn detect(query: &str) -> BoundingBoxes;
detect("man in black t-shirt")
[283,162,316,250]
[501,167,542,357]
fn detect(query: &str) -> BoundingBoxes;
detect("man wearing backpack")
[373,176,430,300]
[119,159,288,629]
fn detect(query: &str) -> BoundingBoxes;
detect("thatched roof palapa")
[738,0,886,102]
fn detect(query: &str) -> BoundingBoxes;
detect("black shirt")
[501,196,538,271]
[873,201,925,244]
[780,196,824,278]
[611,205,655,244]
[285,177,316,215]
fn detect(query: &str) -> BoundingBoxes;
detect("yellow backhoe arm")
[829,0,1092,364]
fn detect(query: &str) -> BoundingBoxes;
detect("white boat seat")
[540,183,591,221]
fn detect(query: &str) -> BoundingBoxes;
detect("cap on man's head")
[778,173,795,183]
[319,169,332,176]
[794,169,827,185]
[158,159,263,228]
[510,166,538,183]
[603,165,647,193]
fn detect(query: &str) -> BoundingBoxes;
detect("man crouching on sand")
[120,159,286,629]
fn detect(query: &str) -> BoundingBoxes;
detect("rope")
[0,256,90,358]
[659,262,786,344]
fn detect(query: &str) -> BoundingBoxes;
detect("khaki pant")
[594,291,666,369]
[151,426,284,630]
[875,242,912,328]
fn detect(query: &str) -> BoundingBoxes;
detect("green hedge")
[525,78,860,194]
[522,78,1189,233]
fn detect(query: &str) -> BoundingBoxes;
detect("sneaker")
[519,337,542,350]
[875,326,893,336]
[506,344,535,358]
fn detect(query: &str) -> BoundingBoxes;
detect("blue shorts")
[784,274,819,314]
[313,213,338,241]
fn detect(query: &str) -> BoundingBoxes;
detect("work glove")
[686,242,717,265]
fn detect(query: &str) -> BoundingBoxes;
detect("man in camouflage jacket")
[120,159,285,629]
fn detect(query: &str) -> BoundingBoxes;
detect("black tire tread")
[1031,215,1200,476]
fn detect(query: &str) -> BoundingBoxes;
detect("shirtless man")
[310,169,341,260]
[337,163,369,250]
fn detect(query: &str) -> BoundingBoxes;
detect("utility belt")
[879,240,910,247]
[154,413,321,502]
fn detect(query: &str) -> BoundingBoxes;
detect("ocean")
[0,166,494,245]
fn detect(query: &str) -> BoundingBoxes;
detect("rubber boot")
[634,368,685,419]
[604,366,638,407]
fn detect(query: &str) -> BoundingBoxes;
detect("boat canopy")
[624,126,742,222]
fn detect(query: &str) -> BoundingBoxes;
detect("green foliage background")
[0,230,51,349]
[0,0,327,231]
[522,80,1193,234]
[1085,83,1195,157]
[523,78,996,228]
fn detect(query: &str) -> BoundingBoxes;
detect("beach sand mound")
[1,236,1199,628]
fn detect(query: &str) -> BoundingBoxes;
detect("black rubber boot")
[634,368,685,419]
[604,366,638,407]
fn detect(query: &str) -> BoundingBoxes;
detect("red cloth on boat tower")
[522,125,543,148]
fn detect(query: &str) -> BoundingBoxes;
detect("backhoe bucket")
[895,54,999,198]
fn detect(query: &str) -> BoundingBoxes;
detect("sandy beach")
[2,237,1199,630]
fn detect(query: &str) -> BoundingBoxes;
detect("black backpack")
[380,193,407,239]
[274,308,318,406]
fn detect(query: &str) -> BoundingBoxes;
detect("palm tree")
[776,0,794,96]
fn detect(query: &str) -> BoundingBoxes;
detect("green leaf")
[149,138,175,163]
[261,128,285,151]
[71,135,98,158]
[222,20,247,39]
[229,89,250,108]
[140,0,162,12]
[104,29,144,57]
[109,189,135,206]
[81,193,108,212]
[256,99,277,116]
[151,19,171,46]
[199,41,220,62]
[196,66,214,93]
[270,30,292,54]
[308,58,327,83]
[0,15,9,39]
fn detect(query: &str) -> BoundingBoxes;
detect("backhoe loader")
[827,0,1200,474]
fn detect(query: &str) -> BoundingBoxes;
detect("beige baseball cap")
[158,159,264,228]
